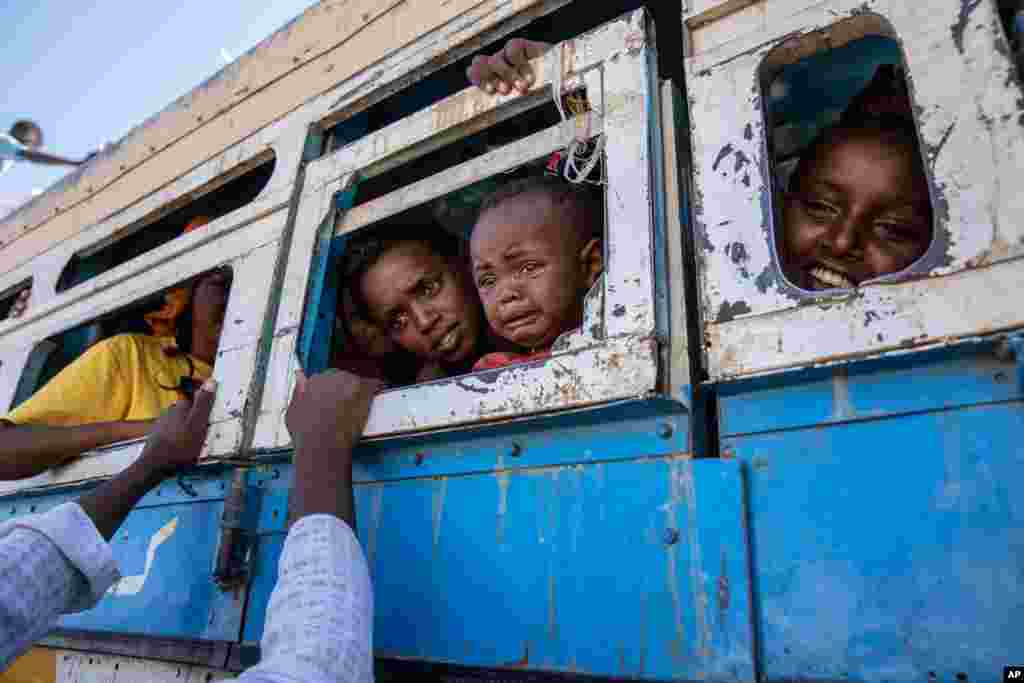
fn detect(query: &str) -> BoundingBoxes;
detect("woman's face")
[360,241,483,367]
[781,131,932,291]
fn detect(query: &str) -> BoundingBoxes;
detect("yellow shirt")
[4,333,212,427]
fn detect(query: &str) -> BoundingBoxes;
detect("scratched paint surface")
[722,350,1024,682]
[686,0,1024,379]
[2,473,241,642]
[245,455,752,680]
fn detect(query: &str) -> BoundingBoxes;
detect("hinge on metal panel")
[213,469,262,589]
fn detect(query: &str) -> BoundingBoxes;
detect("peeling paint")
[951,0,984,54]
[496,470,509,546]
[716,300,753,322]
[717,551,731,613]
[831,368,856,421]
[431,477,447,553]
[366,486,383,568]
[108,517,178,597]
[711,143,735,173]
[689,0,1024,380]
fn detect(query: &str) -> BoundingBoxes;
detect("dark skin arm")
[0,419,154,481]
[467,38,551,96]
[286,368,382,528]
[78,381,216,541]
[19,148,87,167]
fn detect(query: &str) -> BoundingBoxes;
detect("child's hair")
[157,281,201,400]
[789,114,926,193]
[477,174,603,243]
[9,120,42,148]
[341,221,464,316]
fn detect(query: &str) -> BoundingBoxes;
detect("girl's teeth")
[810,266,853,289]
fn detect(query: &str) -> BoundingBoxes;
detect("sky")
[0,0,318,217]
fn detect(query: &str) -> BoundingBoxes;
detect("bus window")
[997,0,1024,81]
[57,154,274,292]
[0,280,31,321]
[258,9,660,444]
[325,95,604,387]
[320,0,683,155]
[760,32,935,295]
[9,266,234,421]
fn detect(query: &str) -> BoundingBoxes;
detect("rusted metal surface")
[686,0,1024,381]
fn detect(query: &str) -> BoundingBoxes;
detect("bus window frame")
[0,196,291,498]
[254,9,665,446]
[685,0,1024,382]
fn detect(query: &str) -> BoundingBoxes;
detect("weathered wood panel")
[0,0,545,275]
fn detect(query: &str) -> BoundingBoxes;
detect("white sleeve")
[0,503,121,668]
[237,515,374,683]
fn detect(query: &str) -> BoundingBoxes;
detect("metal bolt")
[507,443,523,457]
[663,528,680,546]
[657,422,674,439]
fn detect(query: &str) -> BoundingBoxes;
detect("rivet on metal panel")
[507,443,523,457]
[663,528,680,546]
[657,422,674,439]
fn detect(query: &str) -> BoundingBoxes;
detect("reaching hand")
[285,368,384,456]
[138,379,217,477]
[467,38,551,96]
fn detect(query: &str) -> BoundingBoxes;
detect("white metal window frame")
[254,10,663,446]
[0,128,305,496]
[685,0,1024,381]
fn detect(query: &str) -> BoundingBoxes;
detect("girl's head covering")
[144,216,212,337]
[839,64,914,125]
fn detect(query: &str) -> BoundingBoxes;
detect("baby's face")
[782,133,932,291]
[472,195,597,351]
[360,241,482,366]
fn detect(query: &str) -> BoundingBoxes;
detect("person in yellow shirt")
[0,263,232,480]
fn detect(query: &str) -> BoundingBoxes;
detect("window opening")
[56,155,273,293]
[997,0,1024,81]
[319,130,606,388]
[0,280,32,321]
[321,0,682,156]
[760,29,935,295]
[10,267,233,413]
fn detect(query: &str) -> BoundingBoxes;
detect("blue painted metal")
[3,470,246,642]
[720,346,1024,683]
[245,455,753,680]
[349,400,690,483]
[718,338,1022,437]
